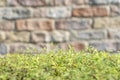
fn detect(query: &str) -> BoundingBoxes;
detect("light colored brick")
[89,41,117,51]
[33,7,72,18]
[16,19,54,31]
[46,7,71,18]
[6,32,30,42]
[89,0,120,5]
[0,20,14,31]
[72,0,88,5]
[55,19,92,30]
[94,17,120,28]
[0,32,6,41]
[7,0,54,6]
[50,31,70,42]
[108,29,120,39]
[0,0,6,6]
[55,0,71,6]
[0,44,8,54]
[31,31,50,43]
[110,5,120,16]
[70,30,107,41]
[1,8,32,19]
[8,43,47,53]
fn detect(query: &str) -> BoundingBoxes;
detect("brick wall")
[0,0,120,54]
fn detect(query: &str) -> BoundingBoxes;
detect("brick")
[72,6,109,17]
[0,21,14,31]
[31,31,50,43]
[33,7,71,18]
[2,8,32,19]
[0,0,6,6]
[55,0,71,6]
[116,42,120,50]
[0,32,6,41]
[73,7,93,17]
[108,29,120,39]
[8,43,47,53]
[72,0,88,5]
[110,5,120,16]
[50,31,70,42]
[8,0,54,6]
[16,19,54,31]
[46,7,71,18]
[89,0,109,5]
[6,32,30,42]
[0,44,8,54]
[70,30,107,41]
[89,0,120,5]
[94,17,120,28]
[94,18,109,29]
[89,41,117,51]
[58,42,88,51]
[109,0,120,4]
[32,8,44,18]
[55,19,92,30]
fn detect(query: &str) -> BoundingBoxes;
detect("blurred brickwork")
[0,0,120,54]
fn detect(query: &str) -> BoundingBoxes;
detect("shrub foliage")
[0,47,120,80]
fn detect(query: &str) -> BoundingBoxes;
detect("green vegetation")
[0,47,120,80]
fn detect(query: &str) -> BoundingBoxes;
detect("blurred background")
[0,0,120,54]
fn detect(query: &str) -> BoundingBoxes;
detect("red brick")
[73,6,109,17]
[92,6,109,17]
[16,19,54,31]
[59,42,88,51]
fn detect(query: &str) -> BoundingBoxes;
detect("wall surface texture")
[0,0,120,54]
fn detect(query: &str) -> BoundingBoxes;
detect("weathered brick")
[8,43,47,53]
[89,0,120,5]
[73,6,109,17]
[116,42,120,50]
[110,5,120,16]
[6,32,30,42]
[31,31,50,43]
[0,32,6,41]
[32,8,44,18]
[46,7,71,18]
[55,19,92,30]
[59,42,88,51]
[50,31,70,42]
[94,18,109,28]
[70,30,107,41]
[33,7,71,18]
[0,21,14,31]
[108,29,120,39]
[89,41,117,51]
[72,0,88,5]
[16,19,54,31]
[1,8,32,19]
[8,0,54,6]
[55,0,71,6]
[0,0,6,6]
[0,44,8,54]
[94,17,120,28]
[49,42,88,51]
[34,7,73,18]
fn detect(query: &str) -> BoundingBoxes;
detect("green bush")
[0,47,120,80]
